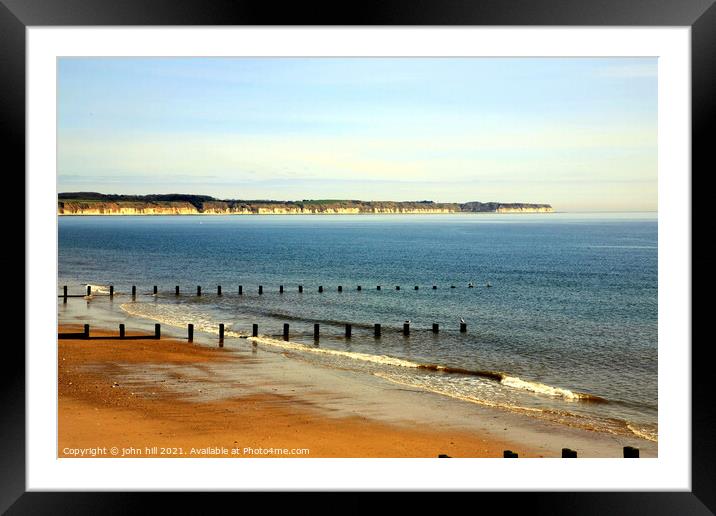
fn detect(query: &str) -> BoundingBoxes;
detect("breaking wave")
[85,283,112,295]
[120,301,607,403]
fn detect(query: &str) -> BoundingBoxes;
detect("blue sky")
[58,57,657,211]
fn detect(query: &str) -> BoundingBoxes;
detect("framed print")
[7,0,712,512]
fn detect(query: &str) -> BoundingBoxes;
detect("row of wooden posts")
[76,323,163,340]
[76,319,468,348]
[61,283,482,302]
[505,446,640,458]
[439,446,641,458]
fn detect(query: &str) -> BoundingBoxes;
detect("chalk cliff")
[58,194,554,215]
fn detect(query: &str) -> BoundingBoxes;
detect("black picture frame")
[7,0,711,512]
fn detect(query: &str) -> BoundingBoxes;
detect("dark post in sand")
[623,446,639,458]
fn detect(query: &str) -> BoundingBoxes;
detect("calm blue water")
[58,213,658,442]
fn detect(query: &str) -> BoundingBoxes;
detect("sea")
[58,213,658,443]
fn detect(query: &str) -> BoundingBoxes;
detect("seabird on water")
[460,317,465,324]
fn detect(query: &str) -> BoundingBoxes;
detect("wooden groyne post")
[219,323,224,346]
[374,323,381,337]
[460,322,467,333]
[377,285,381,291]
[319,286,323,293]
[314,323,320,341]
[298,285,303,293]
[357,285,362,291]
[562,448,577,458]
[283,323,289,341]
[623,446,640,458]
[63,286,67,303]
[155,324,161,339]
[396,285,400,290]
[175,285,180,295]
[414,286,419,290]
[338,285,343,292]
[153,285,158,295]
[109,285,114,298]
[432,285,437,289]
[280,285,284,293]
[86,285,91,296]
[197,286,201,296]
[239,285,243,295]
[132,285,136,298]
[403,322,410,336]
[83,324,90,338]
[188,324,194,342]
[432,323,439,333]
[345,324,352,338]
[217,285,222,296]
[119,323,125,339]
[259,285,263,295]
[252,323,258,337]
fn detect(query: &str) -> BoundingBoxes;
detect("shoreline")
[58,324,525,458]
[57,314,657,458]
[57,211,555,217]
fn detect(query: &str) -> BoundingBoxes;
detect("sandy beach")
[57,313,658,459]
[58,324,528,458]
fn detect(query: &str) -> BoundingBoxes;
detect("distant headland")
[58,193,554,216]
